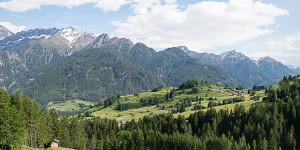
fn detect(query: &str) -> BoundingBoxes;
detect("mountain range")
[180,46,300,87]
[0,26,298,105]
[0,27,237,104]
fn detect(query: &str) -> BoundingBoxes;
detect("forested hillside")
[10,48,164,105]
[1,75,299,149]
[102,42,237,87]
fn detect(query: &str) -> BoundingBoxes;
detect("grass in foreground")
[21,145,74,150]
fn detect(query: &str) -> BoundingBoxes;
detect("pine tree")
[36,107,51,148]
[284,126,296,150]
[0,106,24,149]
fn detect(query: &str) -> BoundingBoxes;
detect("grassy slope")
[89,85,264,122]
[270,77,300,91]
[48,100,95,112]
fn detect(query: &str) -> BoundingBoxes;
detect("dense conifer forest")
[0,75,300,150]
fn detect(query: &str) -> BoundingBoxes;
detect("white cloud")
[267,32,300,51]
[0,22,26,33]
[0,0,97,12]
[94,0,129,12]
[254,32,300,67]
[112,0,289,50]
[0,0,130,12]
[164,0,176,4]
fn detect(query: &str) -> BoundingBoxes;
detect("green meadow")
[86,84,265,122]
[48,99,95,112]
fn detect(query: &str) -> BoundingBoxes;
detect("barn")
[50,139,59,148]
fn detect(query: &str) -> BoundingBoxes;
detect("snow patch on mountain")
[250,57,259,65]
[59,27,84,43]
[220,50,248,60]
[258,56,277,62]
[28,34,51,39]
[287,65,297,69]
[0,25,13,40]
[286,65,300,72]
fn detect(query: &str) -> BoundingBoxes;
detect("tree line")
[0,90,60,149]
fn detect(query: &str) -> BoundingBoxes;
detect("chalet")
[50,139,59,148]
[232,91,242,96]
[223,90,231,93]
[208,89,219,92]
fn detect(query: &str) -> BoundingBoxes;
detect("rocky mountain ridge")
[180,46,299,88]
[0,25,13,40]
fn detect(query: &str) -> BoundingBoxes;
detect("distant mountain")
[0,27,118,90]
[11,48,165,105]
[0,25,13,40]
[256,56,298,80]
[0,34,112,91]
[287,65,300,74]
[181,46,298,88]
[0,28,60,50]
[102,42,237,87]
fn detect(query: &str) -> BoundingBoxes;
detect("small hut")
[50,139,59,148]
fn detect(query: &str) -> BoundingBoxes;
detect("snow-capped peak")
[59,27,84,43]
[220,50,248,60]
[250,57,259,61]
[0,25,13,40]
[249,57,259,65]
[287,65,297,69]
[177,46,189,51]
[258,56,277,63]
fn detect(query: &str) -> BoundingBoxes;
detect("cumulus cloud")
[94,0,130,12]
[257,32,300,66]
[112,0,289,50]
[0,0,130,12]
[267,33,300,51]
[0,0,96,12]
[0,22,26,33]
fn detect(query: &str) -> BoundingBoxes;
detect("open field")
[48,99,95,112]
[88,84,265,122]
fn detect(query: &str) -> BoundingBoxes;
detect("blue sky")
[0,0,300,67]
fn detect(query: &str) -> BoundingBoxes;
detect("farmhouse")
[232,91,243,96]
[208,89,219,92]
[50,139,59,148]
[223,90,231,93]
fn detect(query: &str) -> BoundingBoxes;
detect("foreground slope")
[3,76,300,150]
[11,48,165,105]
